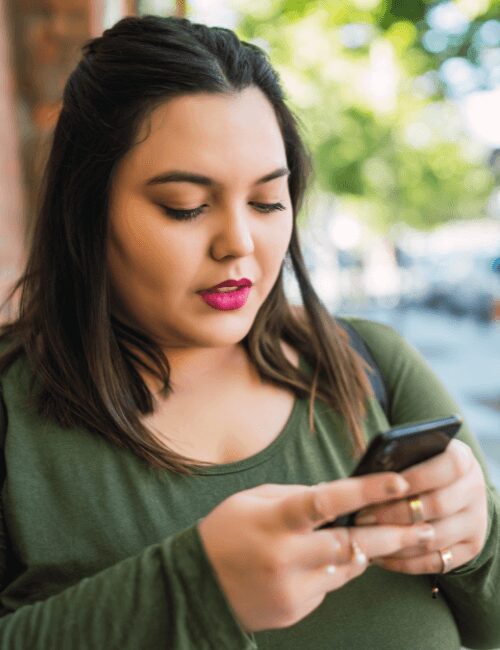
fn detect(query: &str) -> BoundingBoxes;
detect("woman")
[0,14,498,650]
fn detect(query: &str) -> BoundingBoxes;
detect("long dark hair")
[0,15,374,476]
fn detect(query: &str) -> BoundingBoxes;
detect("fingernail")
[417,525,435,543]
[385,476,410,496]
[355,512,377,526]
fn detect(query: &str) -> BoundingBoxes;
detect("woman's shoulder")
[289,306,402,351]
[337,316,434,394]
[330,315,416,389]
[336,315,403,349]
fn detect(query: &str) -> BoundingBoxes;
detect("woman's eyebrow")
[144,167,290,187]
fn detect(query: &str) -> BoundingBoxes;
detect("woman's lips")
[199,286,251,311]
[202,278,253,291]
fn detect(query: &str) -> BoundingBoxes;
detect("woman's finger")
[293,522,436,570]
[372,541,473,574]
[374,508,479,560]
[272,473,410,533]
[400,439,473,495]
[297,534,373,612]
[289,524,437,607]
[354,472,473,526]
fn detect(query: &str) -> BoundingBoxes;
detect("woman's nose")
[210,208,255,260]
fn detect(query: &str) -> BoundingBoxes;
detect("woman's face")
[107,86,293,352]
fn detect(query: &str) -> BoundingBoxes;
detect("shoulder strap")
[0,385,6,484]
[336,317,390,421]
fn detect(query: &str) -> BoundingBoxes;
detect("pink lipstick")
[198,278,252,311]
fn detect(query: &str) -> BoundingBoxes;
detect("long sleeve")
[0,511,257,650]
[347,317,500,650]
[0,358,259,650]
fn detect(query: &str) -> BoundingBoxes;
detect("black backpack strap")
[336,317,390,422]
[0,385,6,485]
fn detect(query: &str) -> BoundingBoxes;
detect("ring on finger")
[325,535,341,575]
[408,496,425,523]
[350,539,368,566]
[438,548,453,574]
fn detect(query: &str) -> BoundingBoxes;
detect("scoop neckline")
[190,353,309,476]
[189,396,304,474]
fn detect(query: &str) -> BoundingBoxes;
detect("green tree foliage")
[231,0,499,231]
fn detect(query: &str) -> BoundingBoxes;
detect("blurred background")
[0,0,499,487]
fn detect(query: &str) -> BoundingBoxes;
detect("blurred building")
[0,0,183,323]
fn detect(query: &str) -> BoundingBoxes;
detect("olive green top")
[0,317,498,649]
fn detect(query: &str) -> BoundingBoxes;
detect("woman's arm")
[0,374,257,649]
[0,512,257,650]
[344,316,500,650]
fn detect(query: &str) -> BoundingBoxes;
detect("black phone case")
[317,415,462,529]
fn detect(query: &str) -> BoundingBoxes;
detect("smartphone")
[316,414,463,529]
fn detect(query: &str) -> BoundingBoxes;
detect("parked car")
[398,255,445,308]
[419,252,500,322]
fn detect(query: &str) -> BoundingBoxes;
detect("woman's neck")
[143,343,249,397]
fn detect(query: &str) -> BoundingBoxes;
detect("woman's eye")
[160,201,287,221]
[251,202,287,213]
[161,205,206,220]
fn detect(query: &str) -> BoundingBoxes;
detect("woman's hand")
[353,439,489,574]
[198,473,436,633]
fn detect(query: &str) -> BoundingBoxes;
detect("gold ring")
[408,496,425,523]
[439,548,453,574]
[350,539,368,566]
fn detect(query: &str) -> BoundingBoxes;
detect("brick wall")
[8,0,96,240]
[0,0,104,323]
[0,0,184,324]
